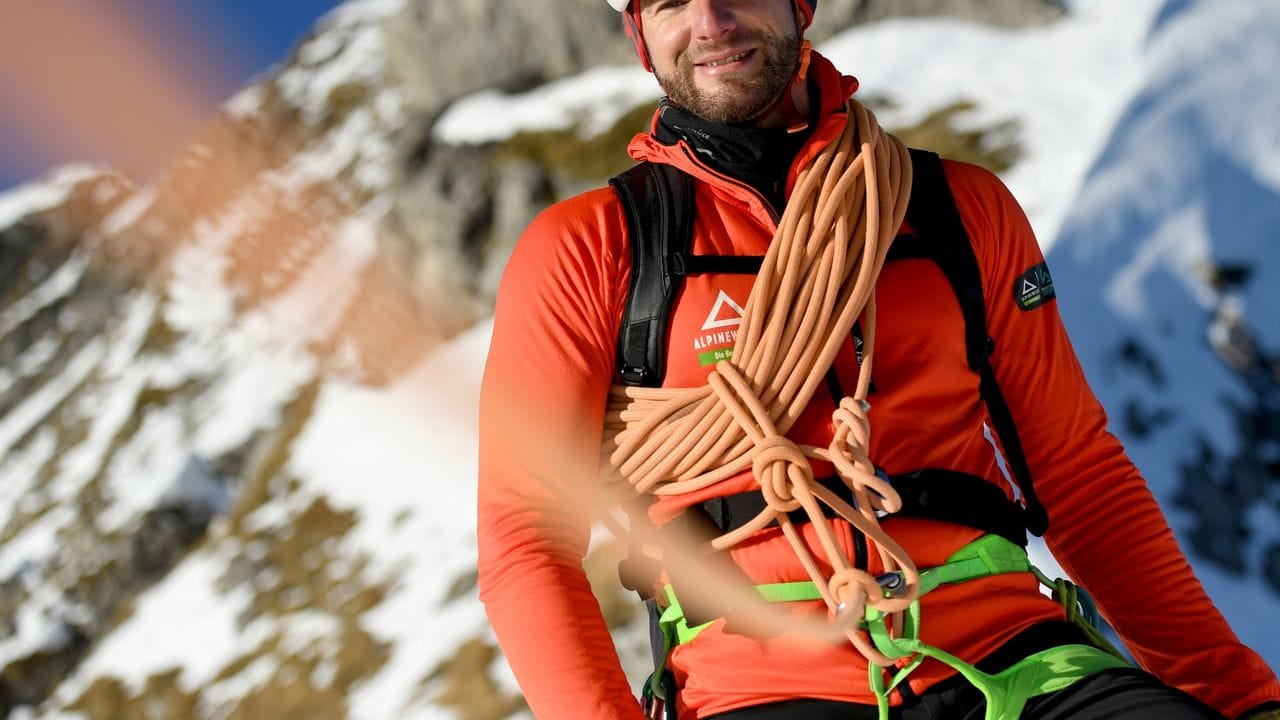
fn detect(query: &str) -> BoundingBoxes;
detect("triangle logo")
[1014,261,1057,312]
[701,290,745,331]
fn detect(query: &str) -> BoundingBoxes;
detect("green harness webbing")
[647,535,1131,720]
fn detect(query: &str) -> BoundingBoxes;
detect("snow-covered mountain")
[0,0,1276,718]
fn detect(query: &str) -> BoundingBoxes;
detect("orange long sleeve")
[477,193,647,720]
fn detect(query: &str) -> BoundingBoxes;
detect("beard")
[655,29,802,125]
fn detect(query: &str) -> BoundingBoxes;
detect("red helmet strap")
[624,8,653,72]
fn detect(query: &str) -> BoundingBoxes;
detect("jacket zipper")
[677,143,782,227]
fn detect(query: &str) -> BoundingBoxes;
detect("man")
[476,1,1280,718]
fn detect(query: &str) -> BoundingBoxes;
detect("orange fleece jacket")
[476,52,1280,720]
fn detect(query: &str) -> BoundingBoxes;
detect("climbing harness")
[645,536,1130,720]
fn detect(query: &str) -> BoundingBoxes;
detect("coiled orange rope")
[601,99,917,665]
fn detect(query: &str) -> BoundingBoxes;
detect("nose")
[689,0,737,41]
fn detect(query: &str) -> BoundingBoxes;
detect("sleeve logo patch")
[1014,262,1056,311]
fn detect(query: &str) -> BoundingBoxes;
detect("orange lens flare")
[0,1,230,182]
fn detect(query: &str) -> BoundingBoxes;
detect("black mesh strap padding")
[702,469,1029,549]
[888,469,1030,547]
[701,476,859,539]
[972,621,1093,674]
[902,148,1049,536]
[610,162,697,387]
[680,254,765,275]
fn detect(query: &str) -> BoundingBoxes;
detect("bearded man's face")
[641,0,802,124]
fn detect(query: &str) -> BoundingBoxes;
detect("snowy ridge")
[819,0,1165,247]
[33,320,496,719]
[435,67,663,145]
[0,167,104,230]
[0,231,315,701]
[274,0,408,193]
[0,0,432,713]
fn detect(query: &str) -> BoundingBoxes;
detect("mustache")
[678,31,770,65]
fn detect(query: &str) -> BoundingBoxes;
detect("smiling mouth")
[701,50,753,67]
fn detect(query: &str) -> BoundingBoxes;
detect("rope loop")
[752,435,814,513]
[832,396,871,440]
[708,361,774,440]
[836,396,871,417]
[829,397,873,472]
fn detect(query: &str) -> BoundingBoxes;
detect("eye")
[647,0,688,15]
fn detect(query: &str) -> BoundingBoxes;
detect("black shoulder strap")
[609,162,696,387]
[902,149,1050,536]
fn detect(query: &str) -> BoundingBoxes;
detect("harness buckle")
[621,365,649,385]
[877,572,909,598]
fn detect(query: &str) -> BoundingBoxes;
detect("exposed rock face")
[384,0,629,118]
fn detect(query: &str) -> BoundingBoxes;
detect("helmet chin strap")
[624,7,652,71]
[783,39,814,133]
[742,39,813,133]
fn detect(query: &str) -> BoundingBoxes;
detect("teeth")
[705,51,748,67]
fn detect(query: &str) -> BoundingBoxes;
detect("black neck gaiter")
[654,99,814,215]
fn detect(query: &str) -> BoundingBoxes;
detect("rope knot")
[751,435,814,513]
[829,568,881,617]
[828,397,883,500]
[832,397,870,433]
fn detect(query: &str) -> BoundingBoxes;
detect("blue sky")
[0,0,344,191]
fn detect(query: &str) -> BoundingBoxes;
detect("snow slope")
[1049,0,1280,657]
[39,321,498,720]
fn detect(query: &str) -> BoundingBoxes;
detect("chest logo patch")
[702,290,745,330]
[694,290,745,365]
[1014,262,1056,311]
